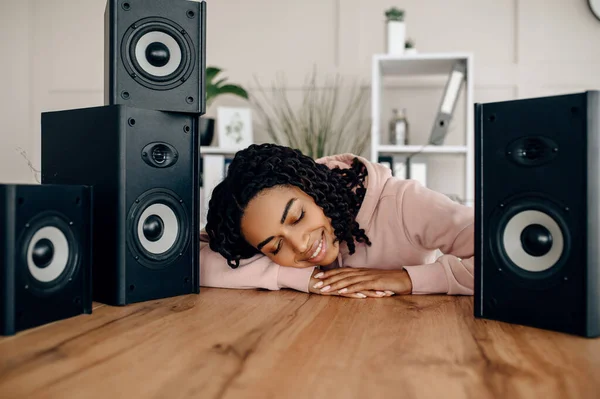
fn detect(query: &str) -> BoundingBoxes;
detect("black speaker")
[41,105,200,306]
[1,184,93,336]
[104,0,206,114]
[474,90,600,338]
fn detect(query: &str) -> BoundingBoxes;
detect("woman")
[200,143,474,299]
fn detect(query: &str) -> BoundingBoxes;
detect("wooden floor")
[1,288,599,399]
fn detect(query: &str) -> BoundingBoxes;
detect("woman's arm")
[398,181,474,295]
[200,231,316,292]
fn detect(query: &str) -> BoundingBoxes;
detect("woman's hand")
[309,267,412,298]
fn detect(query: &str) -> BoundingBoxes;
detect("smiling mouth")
[307,231,326,262]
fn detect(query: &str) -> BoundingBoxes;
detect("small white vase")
[386,20,405,55]
[405,48,417,55]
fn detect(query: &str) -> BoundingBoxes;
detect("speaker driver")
[135,31,181,77]
[19,213,80,295]
[502,210,564,272]
[490,195,571,288]
[121,17,194,90]
[137,203,178,254]
[127,188,189,269]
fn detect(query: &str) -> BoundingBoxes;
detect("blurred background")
[1,0,600,208]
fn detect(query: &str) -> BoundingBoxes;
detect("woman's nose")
[289,232,310,254]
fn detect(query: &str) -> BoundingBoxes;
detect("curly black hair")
[205,143,371,268]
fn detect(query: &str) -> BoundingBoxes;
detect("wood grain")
[1,288,599,399]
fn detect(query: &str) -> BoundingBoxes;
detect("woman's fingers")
[336,280,381,295]
[316,275,376,294]
[311,268,398,298]
[313,267,368,280]
[311,272,367,292]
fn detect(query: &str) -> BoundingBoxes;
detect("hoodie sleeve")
[397,181,474,295]
[199,232,315,293]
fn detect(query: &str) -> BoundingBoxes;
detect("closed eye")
[271,209,304,255]
[271,240,282,255]
[292,209,305,225]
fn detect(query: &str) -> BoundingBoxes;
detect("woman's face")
[240,185,340,268]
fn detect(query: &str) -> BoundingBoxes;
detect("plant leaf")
[206,67,222,84]
[212,77,227,89]
[215,84,249,100]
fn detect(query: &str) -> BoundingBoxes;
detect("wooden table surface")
[1,288,599,399]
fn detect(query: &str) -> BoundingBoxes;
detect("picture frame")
[216,107,254,149]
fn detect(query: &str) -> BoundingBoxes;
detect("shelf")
[375,53,471,77]
[376,145,468,155]
[200,147,240,156]
[371,51,474,203]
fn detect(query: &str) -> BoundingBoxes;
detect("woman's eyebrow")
[280,198,297,223]
[256,198,298,251]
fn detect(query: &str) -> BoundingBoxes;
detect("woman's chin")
[320,243,339,266]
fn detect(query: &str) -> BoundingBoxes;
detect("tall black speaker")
[1,184,92,336]
[41,105,200,306]
[104,0,206,114]
[474,91,600,338]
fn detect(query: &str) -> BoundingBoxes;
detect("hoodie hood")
[315,153,393,233]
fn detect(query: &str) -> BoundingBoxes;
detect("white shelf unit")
[370,52,474,205]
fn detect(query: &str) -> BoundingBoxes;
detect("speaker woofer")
[490,195,571,288]
[127,188,189,269]
[121,17,195,90]
[19,213,80,296]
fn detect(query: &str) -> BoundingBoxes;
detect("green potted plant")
[404,38,417,55]
[200,66,249,146]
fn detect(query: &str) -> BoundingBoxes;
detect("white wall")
[1,0,600,197]
[0,1,33,183]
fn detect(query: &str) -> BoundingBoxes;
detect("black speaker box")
[475,90,600,338]
[41,104,200,306]
[104,0,206,114]
[1,184,93,336]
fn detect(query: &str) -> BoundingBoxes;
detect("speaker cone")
[490,195,571,287]
[127,188,189,268]
[19,213,80,295]
[121,17,195,90]
[502,210,564,272]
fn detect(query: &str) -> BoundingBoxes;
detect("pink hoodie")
[199,154,474,295]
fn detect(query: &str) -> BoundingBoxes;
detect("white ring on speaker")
[27,226,69,283]
[502,210,564,272]
[135,31,182,77]
[137,203,179,255]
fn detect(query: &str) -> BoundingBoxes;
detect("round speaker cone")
[143,214,164,242]
[27,226,69,283]
[32,238,55,269]
[520,223,553,257]
[137,203,179,255]
[135,31,182,77]
[502,210,564,272]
